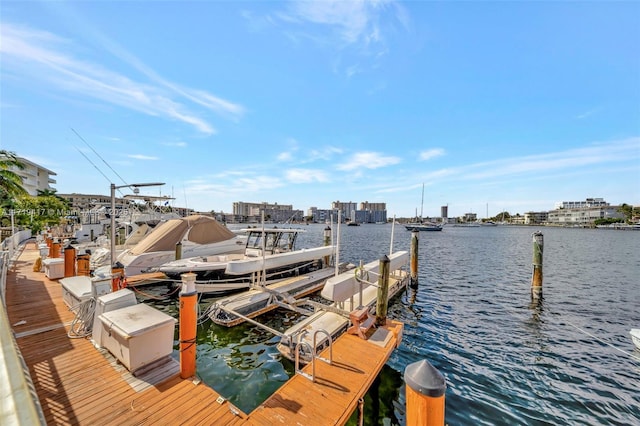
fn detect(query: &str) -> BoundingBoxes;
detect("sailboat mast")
[420,183,425,220]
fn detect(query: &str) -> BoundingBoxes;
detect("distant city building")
[331,201,358,222]
[441,205,448,219]
[232,201,302,223]
[554,198,608,210]
[12,156,57,196]
[307,207,334,224]
[463,213,477,222]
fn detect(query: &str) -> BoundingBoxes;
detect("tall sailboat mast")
[420,183,425,221]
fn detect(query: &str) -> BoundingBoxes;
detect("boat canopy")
[129,215,236,255]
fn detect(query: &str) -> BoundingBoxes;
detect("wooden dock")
[4,242,404,425]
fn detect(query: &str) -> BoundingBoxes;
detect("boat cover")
[128,215,236,255]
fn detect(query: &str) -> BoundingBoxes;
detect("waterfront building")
[12,156,57,196]
[547,205,624,226]
[524,211,549,225]
[554,198,608,210]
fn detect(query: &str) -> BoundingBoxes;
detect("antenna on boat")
[73,146,128,197]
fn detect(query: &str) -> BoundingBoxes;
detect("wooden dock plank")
[5,243,401,426]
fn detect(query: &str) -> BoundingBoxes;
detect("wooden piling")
[405,359,446,426]
[531,231,543,301]
[180,272,197,379]
[323,226,331,266]
[76,253,91,276]
[410,230,419,288]
[375,255,390,327]
[175,241,183,260]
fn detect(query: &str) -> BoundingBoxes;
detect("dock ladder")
[294,329,333,383]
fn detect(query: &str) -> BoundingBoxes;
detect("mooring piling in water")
[175,241,182,261]
[410,230,419,288]
[531,231,544,301]
[375,255,391,327]
[323,226,331,266]
[179,272,197,379]
[405,359,446,426]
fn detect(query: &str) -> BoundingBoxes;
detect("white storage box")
[98,304,177,373]
[60,276,93,309]
[92,289,138,348]
[43,258,65,279]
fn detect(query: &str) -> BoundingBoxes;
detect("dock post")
[51,239,61,258]
[410,230,419,288]
[405,359,446,426]
[531,231,543,302]
[180,272,197,379]
[64,244,76,277]
[323,226,331,266]
[375,255,390,326]
[175,241,183,260]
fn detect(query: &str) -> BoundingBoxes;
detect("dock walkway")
[5,242,403,425]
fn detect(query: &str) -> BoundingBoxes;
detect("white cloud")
[336,151,401,171]
[0,22,244,134]
[419,148,445,161]
[285,168,330,183]
[127,154,158,161]
[162,142,187,147]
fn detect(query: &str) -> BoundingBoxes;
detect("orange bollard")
[64,245,76,277]
[50,240,61,258]
[179,273,197,379]
[76,254,91,276]
[111,265,124,292]
[405,359,446,426]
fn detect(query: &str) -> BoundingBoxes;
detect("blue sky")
[1,1,638,218]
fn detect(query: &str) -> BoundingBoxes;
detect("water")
[141,224,640,425]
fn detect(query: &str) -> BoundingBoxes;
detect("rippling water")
[144,224,640,425]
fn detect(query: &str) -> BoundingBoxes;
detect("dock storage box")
[92,289,138,349]
[98,303,177,373]
[43,258,65,279]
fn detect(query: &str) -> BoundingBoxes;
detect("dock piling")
[64,244,76,277]
[180,272,197,379]
[323,226,331,266]
[404,359,446,426]
[531,231,544,301]
[375,255,390,327]
[175,241,182,261]
[410,230,419,288]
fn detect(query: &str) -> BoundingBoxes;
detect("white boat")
[110,215,247,276]
[404,222,443,231]
[276,251,409,362]
[631,329,640,351]
[405,183,443,232]
[158,228,335,294]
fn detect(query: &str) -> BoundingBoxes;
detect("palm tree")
[0,150,27,199]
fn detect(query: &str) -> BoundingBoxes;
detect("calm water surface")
[143,224,640,425]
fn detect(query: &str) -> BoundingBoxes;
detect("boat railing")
[294,329,333,383]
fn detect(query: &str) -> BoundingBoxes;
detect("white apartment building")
[13,157,57,196]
